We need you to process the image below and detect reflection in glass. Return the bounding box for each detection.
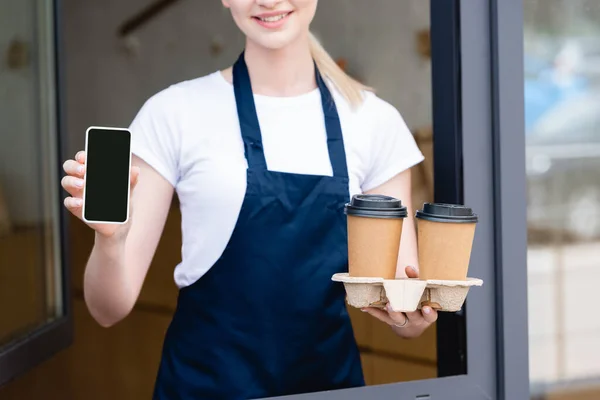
[525,0,600,398]
[0,0,62,347]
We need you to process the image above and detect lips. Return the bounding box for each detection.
[255,12,291,23]
[251,10,293,29]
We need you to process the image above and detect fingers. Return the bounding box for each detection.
[363,304,410,327]
[401,304,438,326]
[405,265,419,278]
[362,307,399,326]
[421,306,438,324]
[363,305,439,340]
[75,150,86,164]
[62,152,86,196]
[64,196,83,220]
[403,309,425,326]
[386,303,413,326]
[64,196,82,209]
[61,175,85,197]
[399,265,438,323]
[63,159,85,177]
[62,151,86,215]
[365,303,437,328]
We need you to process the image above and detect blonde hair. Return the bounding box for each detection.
[308,32,373,109]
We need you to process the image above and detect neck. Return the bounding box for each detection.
[242,34,316,97]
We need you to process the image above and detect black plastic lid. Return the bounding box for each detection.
[344,194,407,219]
[415,203,478,223]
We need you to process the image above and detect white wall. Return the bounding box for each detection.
[312,1,432,130]
[63,0,432,155]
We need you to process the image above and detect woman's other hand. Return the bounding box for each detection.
[361,266,438,339]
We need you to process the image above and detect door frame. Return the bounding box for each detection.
[271,0,529,399]
[0,0,73,387]
[488,0,530,398]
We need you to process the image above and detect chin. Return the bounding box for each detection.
[251,34,299,50]
[239,21,301,50]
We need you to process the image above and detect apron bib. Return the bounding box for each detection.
[153,52,364,399]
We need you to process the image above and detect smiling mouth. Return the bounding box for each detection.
[253,11,292,23]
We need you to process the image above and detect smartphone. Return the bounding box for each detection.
[82,126,132,224]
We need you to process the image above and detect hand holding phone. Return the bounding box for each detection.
[61,126,140,238]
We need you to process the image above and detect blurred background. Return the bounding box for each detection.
[524,1,600,399]
[0,0,598,399]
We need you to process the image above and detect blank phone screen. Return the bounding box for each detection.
[83,128,131,223]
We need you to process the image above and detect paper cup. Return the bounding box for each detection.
[345,194,407,279]
[415,203,478,281]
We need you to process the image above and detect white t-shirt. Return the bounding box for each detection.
[129,71,424,288]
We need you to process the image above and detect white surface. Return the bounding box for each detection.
[331,273,386,284]
[425,277,483,287]
[383,279,427,312]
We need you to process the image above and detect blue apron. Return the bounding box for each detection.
[153,52,364,399]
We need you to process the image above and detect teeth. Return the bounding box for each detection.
[259,13,288,22]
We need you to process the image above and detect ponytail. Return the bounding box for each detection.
[308,32,373,109]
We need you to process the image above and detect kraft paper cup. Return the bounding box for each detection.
[415,203,478,281]
[344,194,407,279]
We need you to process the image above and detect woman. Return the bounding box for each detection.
[61,0,438,398]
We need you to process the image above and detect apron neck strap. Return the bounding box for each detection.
[232,51,349,178]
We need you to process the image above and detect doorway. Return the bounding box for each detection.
[0,1,529,399]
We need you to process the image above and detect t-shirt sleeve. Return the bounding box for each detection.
[361,99,425,192]
[128,89,180,187]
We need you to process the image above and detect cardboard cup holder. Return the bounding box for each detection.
[331,273,483,312]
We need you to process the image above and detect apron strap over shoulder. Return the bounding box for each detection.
[233,52,268,170]
[315,66,349,179]
[233,51,349,179]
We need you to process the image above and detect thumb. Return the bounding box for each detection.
[405,265,419,279]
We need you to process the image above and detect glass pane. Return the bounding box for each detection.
[0,0,63,347]
[524,0,600,398]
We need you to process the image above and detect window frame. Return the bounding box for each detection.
[0,0,73,387]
